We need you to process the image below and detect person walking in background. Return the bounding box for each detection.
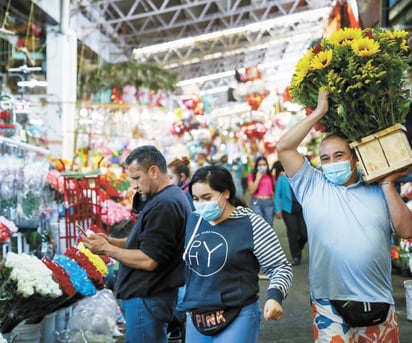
[168,156,195,210]
[276,90,412,342]
[247,156,275,225]
[192,150,211,172]
[231,156,245,198]
[241,155,252,196]
[82,145,192,343]
[273,160,307,266]
[182,165,292,342]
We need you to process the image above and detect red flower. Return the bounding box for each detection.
[312,44,323,54]
[64,247,105,290]
[42,257,77,296]
[305,107,313,116]
[364,31,373,39]
[313,122,327,133]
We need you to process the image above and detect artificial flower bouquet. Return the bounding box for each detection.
[289,27,410,142]
[0,243,109,334]
[0,252,63,333]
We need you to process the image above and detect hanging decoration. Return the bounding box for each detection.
[232,65,270,111]
[0,95,16,137]
[240,120,268,140]
[78,61,178,99]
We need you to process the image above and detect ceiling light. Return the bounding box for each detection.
[133,6,333,58]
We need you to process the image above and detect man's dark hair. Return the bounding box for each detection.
[125,145,167,173]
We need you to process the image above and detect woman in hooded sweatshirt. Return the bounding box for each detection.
[182,165,293,342]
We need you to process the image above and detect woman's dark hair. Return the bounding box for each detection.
[189,165,247,207]
[125,145,167,172]
[271,160,284,179]
[251,156,272,181]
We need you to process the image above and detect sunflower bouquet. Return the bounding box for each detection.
[289,27,411,142]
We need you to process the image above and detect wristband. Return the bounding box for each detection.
[379,181,394,186]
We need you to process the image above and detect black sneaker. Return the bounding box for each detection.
[291,257,301,266]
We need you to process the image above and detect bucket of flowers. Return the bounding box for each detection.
[289,27,412,182]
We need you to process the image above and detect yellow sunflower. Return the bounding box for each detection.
[384,29,409,40]
[291,49,313,86]
[328,27,363,48]
[311,50,333,70]
[289,27,410,142]
[351,38,380,57]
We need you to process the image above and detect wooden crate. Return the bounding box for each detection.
[350,124,412,183]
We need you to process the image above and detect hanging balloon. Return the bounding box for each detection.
[194,98,204,115]
[174,108,184,120]
[122,85,137,104]
[241,121,268,140]
[180,96,197,111]
[111,87,122,103]
[245,66,261,81]
[246,94,264,111]
[249,79,265,94]
[201,94,214,114]
[149,91,163,108]
[233,83,249,99]
[264,141,276,154]
[170,121,187,138]
[283,87,292,102]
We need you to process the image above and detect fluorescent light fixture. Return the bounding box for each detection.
[133,6,332,58]
[176,71,236,87]
[17,79,48,88]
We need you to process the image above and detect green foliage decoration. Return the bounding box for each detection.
[78,61,178,98]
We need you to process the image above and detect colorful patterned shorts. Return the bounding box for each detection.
[311,299,399,343]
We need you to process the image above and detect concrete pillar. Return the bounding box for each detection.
[45,21,77,160]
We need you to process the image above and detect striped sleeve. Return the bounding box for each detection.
[250,213,293,302]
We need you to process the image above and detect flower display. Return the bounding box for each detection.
[78,242,109,276]
[42,257,77,297]
[289,27,410,141]
[53,254,97,297]
[4,252,62,298]
[0,252,63,333]
[64,247,105,290]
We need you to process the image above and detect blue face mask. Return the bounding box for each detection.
[193,194,224,221]
[322,160,353,185]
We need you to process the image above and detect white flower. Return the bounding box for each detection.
[5,252,62,298]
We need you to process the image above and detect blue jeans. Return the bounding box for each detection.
[185,301,261,343]
[250,197,274,225]
[121,291,176,343]
[175,285,186,322]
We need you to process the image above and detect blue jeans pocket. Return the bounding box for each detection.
[143,296,175,322]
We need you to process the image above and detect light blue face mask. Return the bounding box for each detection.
[193,193,224,221]
[322,159,353,185]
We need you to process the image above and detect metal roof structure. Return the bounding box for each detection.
[74,0,337,97]
[2,0,411,103]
